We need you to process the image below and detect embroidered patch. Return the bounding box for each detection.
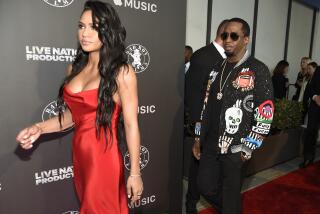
[252,122,271,134]
[233,68,255,91]
[258,100,274,119]
[218,132,233,154]
[209,70,219,83]
[225,100,243,134]
[240,131,263,150]
[252,126,270,135]
[243,94,254,112]
[254,100,274,124]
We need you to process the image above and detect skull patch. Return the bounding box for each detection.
[225,100,243,134]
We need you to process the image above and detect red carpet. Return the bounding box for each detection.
[198,161,320,214]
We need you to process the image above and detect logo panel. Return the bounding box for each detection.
[42,100,74,132]
[25,45,77,62]
[126,44,150,73]
[124,145,149,170]
[113,0,158,13]
[43,0,74,7]
[35,166,74,185]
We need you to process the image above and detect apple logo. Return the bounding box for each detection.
[113,0,123,6]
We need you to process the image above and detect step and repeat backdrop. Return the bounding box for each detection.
[0,0,185,213]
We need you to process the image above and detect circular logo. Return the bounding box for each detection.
[125,44,150,73]
[43,0,74,8]
[243,95,254,112]
[42,100,74,132]
[124,145,149,170]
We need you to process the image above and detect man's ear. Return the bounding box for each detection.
[244,36,249,45]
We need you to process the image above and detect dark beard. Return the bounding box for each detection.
[225,51,234,57]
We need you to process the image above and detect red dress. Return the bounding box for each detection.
[63,86,129,214]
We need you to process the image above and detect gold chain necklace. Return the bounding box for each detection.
[217,59,233,100]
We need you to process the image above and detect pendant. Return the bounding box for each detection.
[217,92,223,100]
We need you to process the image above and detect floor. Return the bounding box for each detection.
[181,146,320,213]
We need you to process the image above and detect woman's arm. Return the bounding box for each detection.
[16,109,74,149]
[16,64,74,149]
[117,64,143,202]
[36,108,74,134]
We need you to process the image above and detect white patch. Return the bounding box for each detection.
[256,122,271,129]
[225,100,243,134]
[219,132,233,154]
[252,126,270,135]
[209,70,218,83]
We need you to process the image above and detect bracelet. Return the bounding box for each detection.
[34,123,43,133]
[129,174,141,177]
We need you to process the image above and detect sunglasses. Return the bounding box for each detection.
[221,32,240,41]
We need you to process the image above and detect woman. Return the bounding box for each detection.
[272,60,289,99]
[16,1,143,213]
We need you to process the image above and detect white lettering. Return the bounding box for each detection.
[138,105,156,114]
[256,122,271,129]
[252,126,269,135]
[35,166,74,185]
[128,195,156,208]
[124,0,157,13]
[25,46,77,62]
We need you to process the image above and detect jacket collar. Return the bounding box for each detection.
[234,50,250,68]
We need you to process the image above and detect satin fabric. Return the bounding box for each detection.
[63,86,128,214]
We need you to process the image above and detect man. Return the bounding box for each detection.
[301,62,318,123]
[185,45,193,74]
[196,18,274,214]
[293,57,311,101]
[184,19,228,214]
[300,65,320,168]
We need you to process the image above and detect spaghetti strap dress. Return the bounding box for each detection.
[63,86,128,214]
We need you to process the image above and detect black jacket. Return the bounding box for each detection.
[308,67,320,112]
[272,73,288,99]
[200,54,274,158]
[185,43,224,123]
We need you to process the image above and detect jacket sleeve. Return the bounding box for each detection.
[239,63,274,159]
[309,67,320,98]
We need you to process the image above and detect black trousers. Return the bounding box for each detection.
[303,103,320,161]
[185,154,200,214]
[197,151,245,214]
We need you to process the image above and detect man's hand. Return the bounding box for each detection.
[192,138,201,160]
[314,95,320,106]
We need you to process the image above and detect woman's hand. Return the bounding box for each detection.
[127,175,143,204]
[16,124,42,149]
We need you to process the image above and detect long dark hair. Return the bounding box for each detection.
[273,60,289,76]
[57,0,128,145]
